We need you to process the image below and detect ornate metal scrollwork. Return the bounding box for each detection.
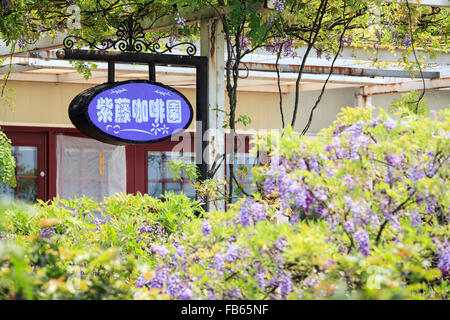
[63,16,197,56]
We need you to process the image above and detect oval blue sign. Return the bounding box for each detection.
[69,80,193,145]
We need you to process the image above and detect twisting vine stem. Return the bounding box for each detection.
[0,41,16,99]
[405,0,426,114]
[291,0,329,128]
[275,41,285,128]
[301,2,350,136]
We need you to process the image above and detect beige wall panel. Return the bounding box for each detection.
[1,81,90,126]
[0,81,199,130]
[372,90,450,113]
[1,80,448,135]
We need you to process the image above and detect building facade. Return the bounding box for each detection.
[1,52,449,204]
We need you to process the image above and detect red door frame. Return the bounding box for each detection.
[2,130,47,201]
[2,126,86,201]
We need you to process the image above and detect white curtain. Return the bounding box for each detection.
[56,134,126,202]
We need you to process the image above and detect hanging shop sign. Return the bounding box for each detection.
[69,80,194,145]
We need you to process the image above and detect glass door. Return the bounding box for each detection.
[56,134,126,202]
[0,132,46,202]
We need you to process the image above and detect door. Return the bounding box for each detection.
[56,134,126,202]
[128,133,196,199]
[0,131,47,202]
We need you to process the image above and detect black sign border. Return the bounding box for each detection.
[69,79,194,145]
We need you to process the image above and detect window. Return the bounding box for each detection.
[147,151,195,199]
[226,152,258,202]
[56,134,126,202]
[0,146,38,202]
[223,134,259,203]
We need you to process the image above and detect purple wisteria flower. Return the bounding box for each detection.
[345,34,354,46]
[392,29,400,38]
[239,36,250,50]
[342,175,355,187]
[343,220,355,234]
[335,147,349,159]
[325,136,341,153]
[316,48,323,59]
[238,204,252,227]
[321,258,335,271]
[410,166,425,182]
[304,275,319,288]
[263,176,276,195]
[40,227,54,238]
[264,37,295,57]
[136,275,149,288]
[408,211,422,227]
[157,272,195,299]
[294,187,312,211]
[282,38,294,57]
[386,153,402,168]
[256,272,266,289]
[201,219,212,235]
[385,214,401,230]
[166,273,182,297]
[139,224,153,234]
[354,229,370,256]
[173,245,186,265]
[149,267,169,289]
[175,14,186,29]
[18,37,26,49]
[425,161,437,177]
[214,254,225,275]
[436,240,449,277]
[151,244,170,258]
[237,199,267,227]
[384,119,397,130]
[225,244,240,263]
[403,34,412,48]
[0,233,17,240]
[425,197,436,215]
[375,30,382,42]
[313,188,327,201]
[279,274,292,297]
[274,0,285,12]
[225,287,242,300]
[177,287,194,300]
[273,237,287,252]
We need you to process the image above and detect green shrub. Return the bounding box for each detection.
[0,129,16,188]
[0,193,202,299]
[0,106,448,300]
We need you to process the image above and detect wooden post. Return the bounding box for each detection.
[355,86,371,108]
[200,18,225,211]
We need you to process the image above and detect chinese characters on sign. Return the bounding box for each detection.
[167,100,182,123]
[96,97,113,123]
[96,97,182,125]
[69,80,193,144]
